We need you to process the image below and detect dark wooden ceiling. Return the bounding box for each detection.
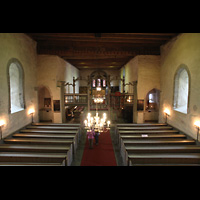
[26,33,179,70]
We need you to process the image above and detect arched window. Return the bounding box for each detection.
[8,59,25,114]
[173,66,190,114]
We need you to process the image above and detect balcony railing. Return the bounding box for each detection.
[110,93,134,109]
[64,94,88,104]
[64,93,134,110]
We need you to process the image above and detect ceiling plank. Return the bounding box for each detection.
[26,33,179,70]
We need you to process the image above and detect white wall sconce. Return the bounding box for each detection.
[28,108,35,123]
[164,108,170,124]
[0,120,6,140]
[194,121,200,141]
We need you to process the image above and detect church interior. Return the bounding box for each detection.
[1,33,200,166]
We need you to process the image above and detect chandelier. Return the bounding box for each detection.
[84,85,110,132]
[93,97,104,103]
[84,112,110,132]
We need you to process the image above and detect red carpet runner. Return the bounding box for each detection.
[81,130,117,166]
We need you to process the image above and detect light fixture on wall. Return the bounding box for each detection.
[164,108,170,124]
[194,121,200,141]
[28,108,35,123]
[0,120,5,140]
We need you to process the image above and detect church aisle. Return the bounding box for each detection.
[80,129,117,166]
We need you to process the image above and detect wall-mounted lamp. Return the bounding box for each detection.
[0,120,5,140]
[164,108,170,124]
[28,108,35,123]
[194,121,200,141]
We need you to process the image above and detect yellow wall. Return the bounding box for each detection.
[159,33,200,140]
[0,33,38,138]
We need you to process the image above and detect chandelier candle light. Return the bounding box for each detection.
[85,85,110,132]
[84,112,110,132]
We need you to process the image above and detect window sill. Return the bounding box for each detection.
[174,106,188,114]
[11,105,24,114]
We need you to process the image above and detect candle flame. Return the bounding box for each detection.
[194,121,200,128]
[28,108,35,115]
[164,108,170,116]
[0,120,5,127]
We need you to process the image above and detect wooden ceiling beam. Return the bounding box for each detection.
[35,38,168,45]
[37,44,160,56]
[27,32,177,39]
[27,33,177,44]
[25,33,178,70]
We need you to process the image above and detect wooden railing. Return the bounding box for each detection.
[64,94,88,105]
[64,93,134,109]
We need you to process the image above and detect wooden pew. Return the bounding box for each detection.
[0,162,64,166]
[13,133,76,139]
[116,123,167,127]
[3,138,74,166]
[32,123,80,127]
[115,123,200,166]
[117,130,180,145]
[4,138,73,146]
[128,153,200,166]
[117,126,173,131]
[27,125,80,130]
[12,132,77,157]
[0,143,71,153]
[0,152,68,166]
[121,139,196,165]
[0,123,82,166]
[120,134,186,139]
[115,123,175,140]
[118,133,186,149]
[0,143,73,165]
[20,129,78,134]
[27,125,81,142]
[125,145,200,166]
[116,124,188,164]
[18,129,78,152]
[129,163,200,166]
[4,138,75,156]
[126,145,200,153]
[118,130,179,134]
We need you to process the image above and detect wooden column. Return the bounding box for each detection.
[60,81,66,123]
[73,77,76,103]
[133,81,138,123]
[87,75,90,112]
[107,75,111,119]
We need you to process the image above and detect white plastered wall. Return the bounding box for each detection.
[159,33,200,140]
[0,33,38,138]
